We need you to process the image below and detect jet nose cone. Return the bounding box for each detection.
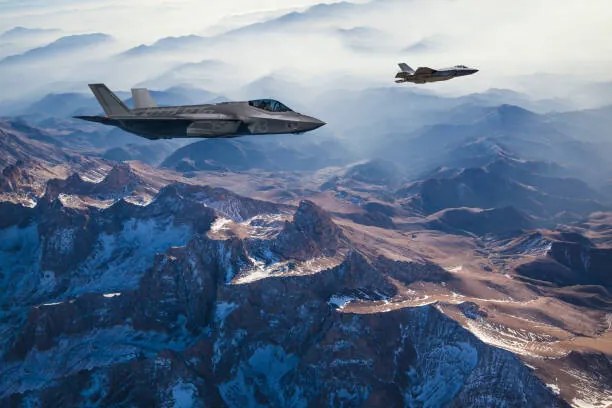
[300,116,326,132]
[311,118,326,129]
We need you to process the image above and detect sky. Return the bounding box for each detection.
[0,0,340,41]
[0,0,611,104]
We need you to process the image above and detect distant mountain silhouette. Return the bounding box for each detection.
[0,33,112,65]
[0,26,61,41]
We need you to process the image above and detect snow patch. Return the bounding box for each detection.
[22,197,37,208]
[244,213,287,239]
[79,170,106,183]
[219,345,304,408]
[210,217,233,232]
[123,196,153,206]
[48,227,76,255]
[465,319,560,357]
[0,325,192,398]
[171,380,198,408]
[40,301,63,307]
[546,383,560,395]
[404,341,478,407]
[194,193,250,221]
[571,398,612,408]
[215,302,238,325]
[328,295,354,310]
[234,255,343,285]
[67,217,191,295]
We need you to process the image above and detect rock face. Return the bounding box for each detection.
[2,109,610,407]
[0,160,35,192]
[426,206,533,236]
[272,200,343,260]
[161,138,348,173]
[344,159,402,186]
[516,233,612,288]
[0,187,566,407]
[43,163,152,202]
[399,156,605,222]
[0,121,72,167]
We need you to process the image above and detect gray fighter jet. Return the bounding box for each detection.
[75,84,325,139]
[395,63,478,84]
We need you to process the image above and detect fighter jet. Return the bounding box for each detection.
[74,84,325,139]
[395,63,478,84]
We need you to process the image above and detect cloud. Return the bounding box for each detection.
[0,0,609,104]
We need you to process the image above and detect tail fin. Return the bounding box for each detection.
[88,83,131,117]
[398,63,414,74]
[131,88,157,109]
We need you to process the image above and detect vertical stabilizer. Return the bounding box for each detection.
[131,88,158,109]
[88,83,131,116]
[398,63,415,74]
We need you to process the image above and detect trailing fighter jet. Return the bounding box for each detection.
[74,84,325,139]
[395,63,478,84]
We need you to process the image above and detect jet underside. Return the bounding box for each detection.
[77,116,293,140]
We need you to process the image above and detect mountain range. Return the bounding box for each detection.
[0,1,611,405]
[0,85,610,406]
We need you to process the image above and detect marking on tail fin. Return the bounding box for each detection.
[88,83,131,117]
[398,63,414,73]
[131,88,157,109]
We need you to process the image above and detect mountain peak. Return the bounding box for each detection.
[492,104,538,121]
[273,200,343,260]
[101,163,140,189]
[0,26,60,40]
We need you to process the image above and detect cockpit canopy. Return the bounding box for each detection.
[455,65,468,69]
[248,99,293,112]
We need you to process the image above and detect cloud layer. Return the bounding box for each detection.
[0,0,610,105]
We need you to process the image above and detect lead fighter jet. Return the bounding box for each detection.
[75,84,325,139]
[395,63,478,84]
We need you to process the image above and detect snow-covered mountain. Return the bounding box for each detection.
[0,111,611,407]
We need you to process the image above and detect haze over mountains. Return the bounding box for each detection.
[0,0,611,103]
[0,0,611,407]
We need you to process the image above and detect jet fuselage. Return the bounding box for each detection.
[75,84,325,140]
[395,64,478,84]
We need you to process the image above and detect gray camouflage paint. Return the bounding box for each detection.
[75,84,325,140]
[395,63,478,84]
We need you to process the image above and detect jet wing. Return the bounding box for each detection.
[175,113,236,121]
[73,115,118,124]
[414,67,437,75]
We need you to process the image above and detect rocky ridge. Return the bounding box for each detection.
[0,180,567,406]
